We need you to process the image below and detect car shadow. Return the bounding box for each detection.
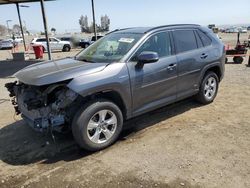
[0,98,201,166]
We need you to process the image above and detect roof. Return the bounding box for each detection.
[0,0,53,5]
[114,24,200,34]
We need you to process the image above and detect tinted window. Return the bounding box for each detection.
[50,38,58,42]
[194,31,203,48]
[36,38,46,42]
[173,30,197,53]
[197,30,212,46]
[133,32,172,61]
[61,37,70,41]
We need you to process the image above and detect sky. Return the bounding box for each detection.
[0,0,249,33]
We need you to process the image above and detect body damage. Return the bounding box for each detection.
[5,60,131,132]
[5,80,79,132]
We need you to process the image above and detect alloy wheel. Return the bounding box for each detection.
[87,110,117,144]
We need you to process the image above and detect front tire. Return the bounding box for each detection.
[196,71,219,104]
[72,99,123,151]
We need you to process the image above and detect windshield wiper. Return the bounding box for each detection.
[78,58,96,63]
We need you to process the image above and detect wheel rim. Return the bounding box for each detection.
[87,110,117,144]
[204,77,217,100]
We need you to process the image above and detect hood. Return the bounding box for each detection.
[14,58,109,86]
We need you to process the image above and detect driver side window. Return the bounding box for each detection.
[131,31,172,61]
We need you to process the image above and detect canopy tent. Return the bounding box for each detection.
[0,0,54,60]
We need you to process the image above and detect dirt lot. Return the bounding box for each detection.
[0,33,250,188]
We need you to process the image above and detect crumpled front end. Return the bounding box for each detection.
[5,81,78,132]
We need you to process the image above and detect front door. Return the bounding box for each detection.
[50,38,60,51]
[127,31,178,116]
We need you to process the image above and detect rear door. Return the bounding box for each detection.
[172,29,207,99]
[35,38,46,50]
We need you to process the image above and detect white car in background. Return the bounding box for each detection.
[31,37,71,52]
[14,36,24,43]
[0,39,13,50]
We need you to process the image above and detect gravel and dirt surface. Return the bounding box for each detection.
[0,33,250,188]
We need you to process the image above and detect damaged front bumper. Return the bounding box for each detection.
[5,81,78,132]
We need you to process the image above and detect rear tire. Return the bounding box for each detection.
[62,45,71,52]
[233,56,243,64]
[72,99,123,151]
[196,71,219,104]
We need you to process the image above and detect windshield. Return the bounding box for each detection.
[75,33,143,63]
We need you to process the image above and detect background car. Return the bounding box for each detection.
[31,37,71,52]
[0,39,13,50]
[238,27,247,33]
[14,36,24,43]
[225,28,239,33]
[79,35,103,48]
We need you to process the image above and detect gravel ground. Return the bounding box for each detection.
[0,33,250,188]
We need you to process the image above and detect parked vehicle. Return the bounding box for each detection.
[241,29,248,33]
[6,24,225,151]
[31,37,71,52]
[79,35,103,48]
[0,39,13,50]
[226,32,248,63]
[225,28,239,33]
[14,36,24,43]
[238,27,247,33]
[247,26,250,31]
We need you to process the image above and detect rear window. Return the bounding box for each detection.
[36,38,46,42]
[196,30,212,46]
[173,30,197,53]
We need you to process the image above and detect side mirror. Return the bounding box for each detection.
[137,51,159,64]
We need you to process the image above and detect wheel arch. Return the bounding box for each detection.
[199,63,223,84]
[75,90,129,120]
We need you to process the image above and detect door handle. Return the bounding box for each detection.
[167,64,177,70]
[201,53,208,59]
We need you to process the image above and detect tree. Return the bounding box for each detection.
[51,27,56,34]
[79,15,89,33]
[79,14,111,33]
[0,25,7,36]
[12,24,21,34]
[100,15,110,31]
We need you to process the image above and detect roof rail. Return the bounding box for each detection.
[106,27,133,35]
[145,24,200,33]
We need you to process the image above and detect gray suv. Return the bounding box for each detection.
[6,24,225,151]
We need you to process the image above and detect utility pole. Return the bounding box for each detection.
[6,20,12,37]
[91,0,97,41]
[40,0,52,60]
[16,3,27,51]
